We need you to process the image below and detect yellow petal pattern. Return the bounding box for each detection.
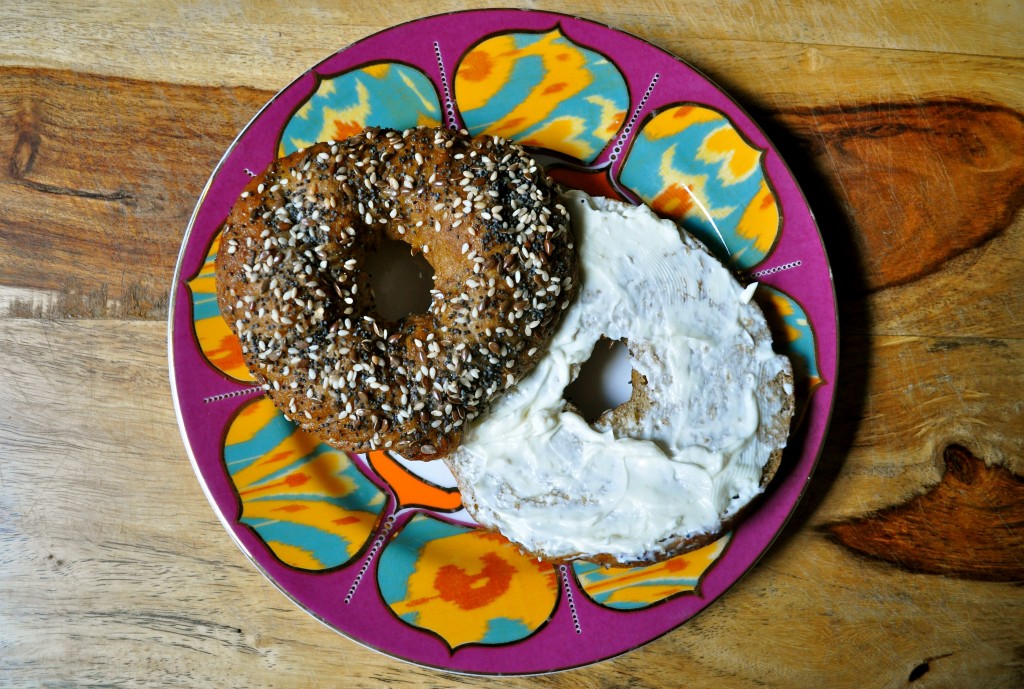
[186,229,252,382]
[378,515,558,648]
[224,397,387,571]
[620,105,781,269]
[572,536,730,610]
[455,29,627,162]
[278,62,441,156]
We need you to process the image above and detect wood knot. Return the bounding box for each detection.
[823,444,1024,581]
[943,444,981,484]
[9,105,41,178]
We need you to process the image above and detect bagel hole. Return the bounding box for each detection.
[562,337,634,423]
[364,237,435,321]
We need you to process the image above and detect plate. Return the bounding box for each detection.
[168,9,838,675]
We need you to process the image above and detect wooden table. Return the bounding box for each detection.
[2,1,1021,687]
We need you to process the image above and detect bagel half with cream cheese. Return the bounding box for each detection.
[445,191,794,565]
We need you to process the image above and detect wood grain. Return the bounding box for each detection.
[2,320,1022,689]
[825,445,1024,581]
[804,333,1024,526]
[775,100,1024,292]
[5,0,1023,88]
[0,67,268,318]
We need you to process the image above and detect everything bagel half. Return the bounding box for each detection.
[215,127,577,460]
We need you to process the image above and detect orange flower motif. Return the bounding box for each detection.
[365,451,463,512]
[378,514,559,649]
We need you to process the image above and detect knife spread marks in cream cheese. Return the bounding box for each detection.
[446,191,794,563]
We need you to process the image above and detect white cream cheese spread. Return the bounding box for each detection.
[446,191,794,563]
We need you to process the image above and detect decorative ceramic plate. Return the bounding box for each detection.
[169,9,838,675]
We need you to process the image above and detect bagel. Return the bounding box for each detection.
[215,127,577,460]
[445,192,794,565]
